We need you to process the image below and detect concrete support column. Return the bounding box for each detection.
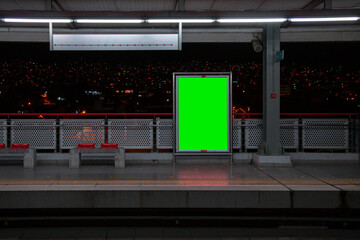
[253,23,292,167]
[262,23,282,155]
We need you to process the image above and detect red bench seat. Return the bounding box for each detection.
[9,143,29,149]
[77,143,95,149]
[100,143,119,149]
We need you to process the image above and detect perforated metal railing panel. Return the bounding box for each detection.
[156,119,242,150]
[108,119,153,149]
[0,120,7,146]
[10,119,56,149]
[60,119,105,149]
[245,119,299,150]
[280,119,299,149]
[156,119,173,149]
[1,117,352,151]
[245,119,262,150]
[302,118,349,149]
[232,119,242,150]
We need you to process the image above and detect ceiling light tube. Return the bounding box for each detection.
[75,19,144,23]
[3,18,72,23]
[290,17,359,22]
[218,18,286,23]
[147,19,215,23]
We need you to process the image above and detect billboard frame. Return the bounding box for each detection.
[173,72,233,162]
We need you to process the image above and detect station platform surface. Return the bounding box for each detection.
[0,163,360,209]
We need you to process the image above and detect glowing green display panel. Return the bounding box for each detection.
[175,75,231,152]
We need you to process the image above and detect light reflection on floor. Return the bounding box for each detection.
[0,163,359,187]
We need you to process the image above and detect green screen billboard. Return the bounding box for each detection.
[175,74,231,153]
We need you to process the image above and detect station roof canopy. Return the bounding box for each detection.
[0,0,359,13]
[0,0,360,42]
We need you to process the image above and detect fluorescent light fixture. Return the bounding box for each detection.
[290,17,359,22]
[147,19,215,23]
[3,18,72,23]
[75,19,143,23]
[218,18,286,23]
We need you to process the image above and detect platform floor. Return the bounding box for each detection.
[0,163,360,209]
[0,163,360,188]
[1,227,360,240]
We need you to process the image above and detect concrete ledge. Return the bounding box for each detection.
[0,186,358,209]
[0,188,290,209]
[290,152,359,163]
[9,152,360,165]
[253,153,292,167]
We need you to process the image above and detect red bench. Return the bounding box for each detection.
[69,143,124,168]
[0,143,36,168]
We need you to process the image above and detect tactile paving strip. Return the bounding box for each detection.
[0,178,280,186]
[0,178,359,186]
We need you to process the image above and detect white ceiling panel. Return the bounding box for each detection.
[211,0,264,11]
[61,0,117,11]
[0,0,359,12]
[185,0,214,11]
[257,0,311,11]
[0,0,46,10]
[113,0,175,11]
[332,0,360,8]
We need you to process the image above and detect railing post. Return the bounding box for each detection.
[349,114,353,153]
[56,115,60,153]
[153,115,156,152]
[356,112,359,153]
[299,115,302,152]
[7,115,10,148]
[105,114,108,144]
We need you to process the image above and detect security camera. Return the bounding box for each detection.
[251,38,263,52]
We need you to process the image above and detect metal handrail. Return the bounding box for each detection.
[0,112,357,116]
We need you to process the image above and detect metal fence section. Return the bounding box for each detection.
[108,119,153,149]
[156,119,173,149]
[244,119,262,150]
[245,119,299,150]
[232,119,242,150]
[302,118,349,149]
[10,119,56,149]
[0,120,7,146]
[0,115,354,152]
[280,119,299,150]
[60,119,105,149]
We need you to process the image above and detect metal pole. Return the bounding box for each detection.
[49,22,53,51]
[178,22,182,51]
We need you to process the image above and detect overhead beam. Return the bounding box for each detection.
[45,0,52,11]
[178,0,185,11]
[1,26,360,42]
[51,0,77,29]
[302,0,323,10]
[324,0,332,10]
[0,9,359,18]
